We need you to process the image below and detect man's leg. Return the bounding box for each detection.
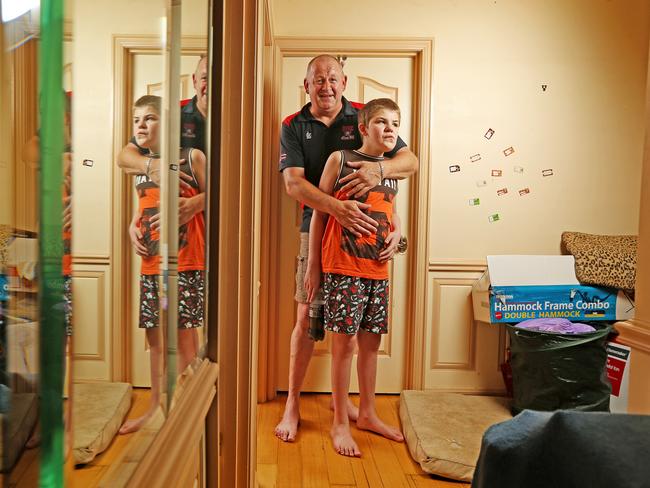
[355,329,403,442]
[330,333,361,457]
[274,302,313,442]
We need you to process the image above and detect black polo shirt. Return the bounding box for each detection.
[279,97,406,231]
[132,96,206,154]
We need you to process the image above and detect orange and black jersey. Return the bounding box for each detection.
[279,97,407,232]
[136,147,205,275]
[321,149,398,281]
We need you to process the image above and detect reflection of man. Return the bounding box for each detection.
[274,55,418,442]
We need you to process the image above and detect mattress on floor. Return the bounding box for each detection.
[0,392,38,472]
[399,390,512,482]
[73,382,132,464]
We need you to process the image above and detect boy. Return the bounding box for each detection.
[305,98,405,457]
[119,95,206,434]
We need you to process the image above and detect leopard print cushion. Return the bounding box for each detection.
[561,231,637,290]
[0,224,12,269]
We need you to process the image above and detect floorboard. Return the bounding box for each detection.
[257,394,472,488]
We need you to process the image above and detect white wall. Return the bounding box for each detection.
[71,0,208,256]
[272,0,650,260]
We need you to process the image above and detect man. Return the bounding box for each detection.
[275,55,418,442]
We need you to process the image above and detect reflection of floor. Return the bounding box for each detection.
[8,388,151,488]
[257,393,471,488]
[72,388,152,486]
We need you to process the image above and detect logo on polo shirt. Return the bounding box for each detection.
[341,125,355,141]
[306,131,312,140]
[182,122,196,139]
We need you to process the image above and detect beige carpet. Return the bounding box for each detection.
[73,382,132,464]
[399,391,512,482]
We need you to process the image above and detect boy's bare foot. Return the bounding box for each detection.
[331,423,361,457]
[274,399,300,442]
[329,396,359,422]
[119,411,154,435]
[357,413,404,442]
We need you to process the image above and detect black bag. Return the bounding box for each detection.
[507,323,612,414]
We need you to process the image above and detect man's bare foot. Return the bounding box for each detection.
[357,413,404,442]
[329,396,359,422]
[274,399,300,442]
[331,423,361,457]
[119,411,153,435]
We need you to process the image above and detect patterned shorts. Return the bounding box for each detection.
[323,273,389,335]
[64,275,72,336]
[139,270,205,329]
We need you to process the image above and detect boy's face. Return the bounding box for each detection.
[360,109,400,152]
[133,105,160,152]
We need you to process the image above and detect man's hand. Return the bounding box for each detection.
[338,160,381,198]
[129,215,148,256]
[147,158,192,192]
[178,194,203,226]
[333,200,378,237]
[378,229,401,262]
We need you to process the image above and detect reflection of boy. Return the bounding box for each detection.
[119,95,206,435]
[305,99,405,457]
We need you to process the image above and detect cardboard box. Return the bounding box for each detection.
[472,255,635,324]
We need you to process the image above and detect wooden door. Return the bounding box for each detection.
[276,55,414,393]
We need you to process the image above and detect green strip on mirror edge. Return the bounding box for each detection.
[39,0,65,486]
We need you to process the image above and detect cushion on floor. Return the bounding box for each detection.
[0,392,38,472]
[73,382,132,464]
[399,390,511,482]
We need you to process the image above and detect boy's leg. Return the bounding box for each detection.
[120,275,163,435]
[119,326,163,434]
[177,270,203,373]
[356,329,403,442]
[331,332,361,457]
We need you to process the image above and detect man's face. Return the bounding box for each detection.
[304,59,347,116]
[193,57,208,116]
[133,105,160,152]
[361,109,400,152]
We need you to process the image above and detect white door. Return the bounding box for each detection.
[276,56,414,393]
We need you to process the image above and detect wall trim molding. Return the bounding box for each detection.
[616,319,650,354]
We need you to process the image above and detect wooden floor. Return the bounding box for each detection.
[257,394,471,488]
[7,388,152,488]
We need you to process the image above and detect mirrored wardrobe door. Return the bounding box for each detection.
[165,0,210,409]
[1,4,43,487]
[68,0,170,484]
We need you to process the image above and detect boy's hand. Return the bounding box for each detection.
[338,160,382,197]
[179,170,193,194]
[129,217,148,256]
[304,262,321,304]
[378,229,401,262]
[333,200,378,237]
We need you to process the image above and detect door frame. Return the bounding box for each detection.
[258,37,434,400]
[111,35,208,382]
